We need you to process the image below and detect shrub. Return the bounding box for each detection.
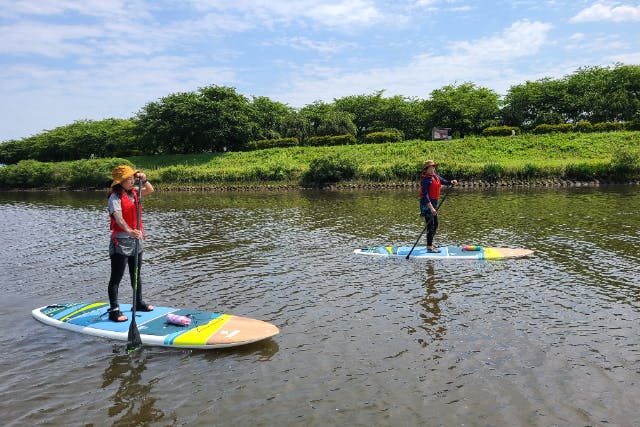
[0,139,30,164]
[623,120,640,131]
[593,122,624,132]
[301,154,357,186]
[246,137,299,150]
[574,120,593,133]
[518,163,542,178]
[564,163,597,180]
[359,165,392,182]
[0,160,54,189]
[364,131,403,144]
[481,126,520,136]
[391,161,420,180]
[532,123,575,134]
[481,162,504,181]
[69,158,135,188]
[159,165,197,183]
[245,164,298,181]
[610,148,640,179]
[0,157,132,189]
[304,134,356,147]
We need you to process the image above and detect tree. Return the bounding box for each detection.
[333,91,387,138]
[249,96,295,140]
[136,85,254,153]
[565,64,640,123]
[502,64,640,129]
[427,83,500,136]
[299,101,356,139]
[501,78,568,130]
[376,95,425,140]
[333,91,427,140]
[0,119,137,163]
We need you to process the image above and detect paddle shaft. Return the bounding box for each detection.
[126,178,143,352]
[405,185,453,259]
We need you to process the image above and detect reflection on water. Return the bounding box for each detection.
[103,352,165,424]
[417,264,448,344]
[0,186,639,426]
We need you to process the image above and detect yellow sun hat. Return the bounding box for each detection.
[111,165,139,187]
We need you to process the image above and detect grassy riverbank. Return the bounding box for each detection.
[134,131,640,185]
[1,132,639,190]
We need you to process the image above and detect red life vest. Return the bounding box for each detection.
[110,189,143,240]
[420,173,442,200]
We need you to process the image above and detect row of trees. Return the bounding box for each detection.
[1,64,639,164]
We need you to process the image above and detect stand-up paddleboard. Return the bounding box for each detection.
[32,302,279,349]
[354,245,533,260]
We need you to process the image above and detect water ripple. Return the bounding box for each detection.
[1,187,639,426]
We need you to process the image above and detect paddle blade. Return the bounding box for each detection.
[126,316,142,352]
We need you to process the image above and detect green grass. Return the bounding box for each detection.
[129,132,640,185]
[1,132,639,189]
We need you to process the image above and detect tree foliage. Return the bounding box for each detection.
[502,64,640,130]
[135,85,256,154]
[2,64,639,164]
[333,91,426,140]
[299,101,357,140]
[0,119,137,164]
[427,82,500,136]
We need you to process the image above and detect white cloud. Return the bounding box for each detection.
[0,22,102,57]
[188,0,388,28]
[310,1,383,25]
[0,0,151,20]
[607,51,640,63]
[570,2,640,22]
[271,37,356,53]
[414,0,438,6]
[412,0,470,12]
[0,57,237,139]
[0,7,249,60]
[565,34,629,52]
[447,20,552,59]
[271,20,554,106]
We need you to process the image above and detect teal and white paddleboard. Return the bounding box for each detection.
[354,245,533,260]
[32,302,279,349]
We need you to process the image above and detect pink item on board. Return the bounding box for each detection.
[166,313,191,326]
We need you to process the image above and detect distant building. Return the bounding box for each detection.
[432,127,451,140]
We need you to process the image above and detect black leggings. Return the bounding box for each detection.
[108,252,143,311]
[425,214,439,246]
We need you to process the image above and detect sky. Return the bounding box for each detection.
[1,1,639,141]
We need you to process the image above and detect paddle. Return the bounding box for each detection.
[405,184,454,259]
[126,178,144,353]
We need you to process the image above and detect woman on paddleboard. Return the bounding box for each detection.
[419,160,457,253]
[106,165,155,322]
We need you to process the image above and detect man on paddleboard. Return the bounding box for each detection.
[419,160,457,253]
[106,165,155,322]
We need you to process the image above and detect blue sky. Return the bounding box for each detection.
[1,0,639,141]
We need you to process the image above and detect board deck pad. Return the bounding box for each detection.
[32,302,279,349]
[354,245,533,259]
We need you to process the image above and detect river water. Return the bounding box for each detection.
[0,186,638,426]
